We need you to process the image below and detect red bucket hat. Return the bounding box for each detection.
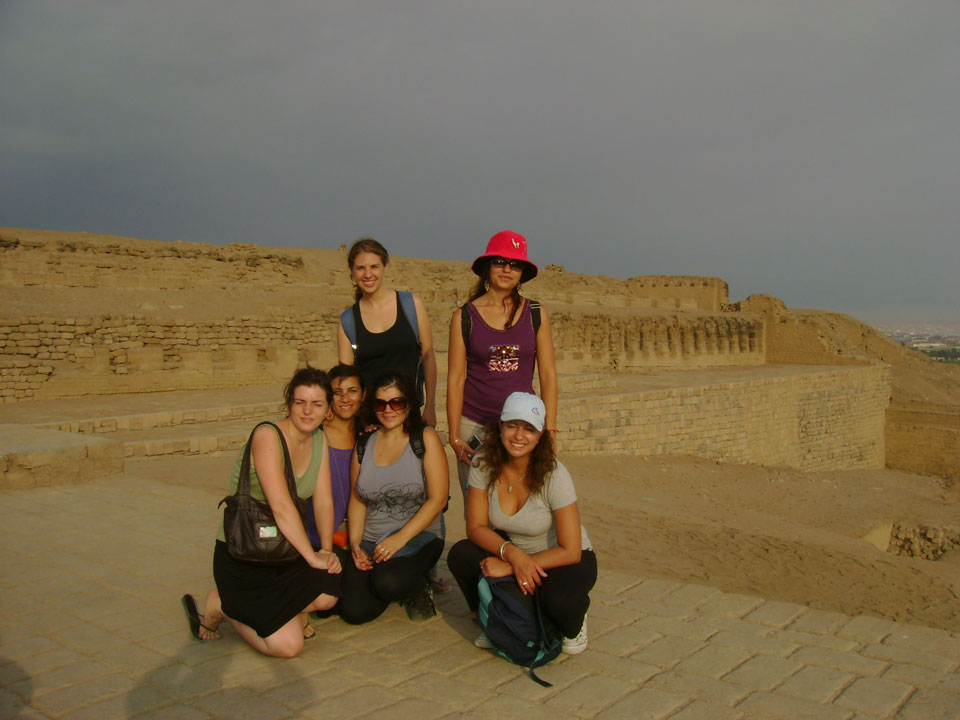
[471,230,538,283]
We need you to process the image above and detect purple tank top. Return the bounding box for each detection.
[462,300,537,424]
[305,445,352,548]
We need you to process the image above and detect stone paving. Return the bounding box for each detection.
[2,471,959,719]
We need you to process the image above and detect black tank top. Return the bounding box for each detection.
[354,291,421,393]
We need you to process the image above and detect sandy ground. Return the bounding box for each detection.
[131,449,960,633]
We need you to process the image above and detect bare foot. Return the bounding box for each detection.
[200,590,225,640]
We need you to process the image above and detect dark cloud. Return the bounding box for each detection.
[2,0,958,324]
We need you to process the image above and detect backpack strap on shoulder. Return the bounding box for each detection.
[460,303,472,346]
[341,304,359,350]
[529,299,541,336]
[397,291,420,348]
[355,431,372,465]
[410,424,426,459]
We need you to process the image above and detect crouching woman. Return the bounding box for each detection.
[339,370,448,622]
[447,392,596,654]
[181,367,342,657]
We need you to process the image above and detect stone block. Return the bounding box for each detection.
[218,347,258,373]
[264,346,299,377]
[785,608,850,635]
[772,664,854,703]
[882,662,960,693]
[592,687,687,720]
[894,687,960,720]
[737,690,851,719]
[743,601,807,628]
[722,654,803,689]
[674,645,755,679]
[589,626,661,657]
[832,676,914,716]
[180,350,213,375]
[630,636,705,668]
[836,615,899,643]
[708,630,798,657]
[126,346,164,371]
[645,670,750,705]
[860,642,957,672]
[790,646,888,676]
[546,675,647,717]
[665,700,744,720]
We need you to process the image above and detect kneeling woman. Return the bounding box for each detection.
[447,392,596,654]
[340,370,449,622]
[181,367,342,657]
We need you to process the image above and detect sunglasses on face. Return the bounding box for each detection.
[490,257,525,271]
[374,396,409,413]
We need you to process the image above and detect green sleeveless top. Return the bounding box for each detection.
[217,424,325,542]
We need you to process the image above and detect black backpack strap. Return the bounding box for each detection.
[355,431,372,466]
[529,300,541,335]
[527,589,558,686]
[460,303,472,346]
[410,424,425,459]
[409,425,447,512]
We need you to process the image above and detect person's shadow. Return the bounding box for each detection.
[128,623,314,717]
[1,656,33,718]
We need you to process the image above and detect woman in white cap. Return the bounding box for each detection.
[446,230,559,498]
[447,392,595,654]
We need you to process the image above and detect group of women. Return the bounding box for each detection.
[181,231,597,659]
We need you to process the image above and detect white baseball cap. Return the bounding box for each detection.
[500,392,546,432]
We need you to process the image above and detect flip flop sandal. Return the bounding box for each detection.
[302,616,316,640]
[181,594,220,641]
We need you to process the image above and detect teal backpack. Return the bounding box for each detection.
[477,575,562,686]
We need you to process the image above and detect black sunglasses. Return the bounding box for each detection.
[374,396,409,413]
[489,257,525,271]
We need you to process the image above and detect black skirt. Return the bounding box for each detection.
[213,540,341,638]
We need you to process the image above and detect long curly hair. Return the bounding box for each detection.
[347,238,389,301]
[467,259,525,330]
[477,420,556,495]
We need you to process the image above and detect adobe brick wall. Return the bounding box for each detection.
[1,228,762,401]
[560,365,890,470]
[0,308,767,401]
[886,421,960,477]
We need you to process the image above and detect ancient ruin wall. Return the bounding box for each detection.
[561,365,890,470]
[0,308,766,401]
[625,276,729,311]
[0,228,768,400]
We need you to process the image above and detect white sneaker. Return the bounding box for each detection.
[562,615,588,654]
[473,633,492,649]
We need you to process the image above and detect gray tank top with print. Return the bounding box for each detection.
[355,431,444,544]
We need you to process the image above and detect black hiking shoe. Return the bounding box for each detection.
[402,583,436,620]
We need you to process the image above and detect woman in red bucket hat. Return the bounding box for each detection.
[446,230,559,499]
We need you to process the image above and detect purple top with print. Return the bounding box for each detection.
[462,299,537,424]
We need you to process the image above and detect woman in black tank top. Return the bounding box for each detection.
[336,238,438,428]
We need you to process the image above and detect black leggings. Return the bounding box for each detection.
[336,539,445,625]
[447,538,597,639]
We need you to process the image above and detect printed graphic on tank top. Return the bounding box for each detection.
[488,344,520,372]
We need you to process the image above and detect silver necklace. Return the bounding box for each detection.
[503,475,524,494]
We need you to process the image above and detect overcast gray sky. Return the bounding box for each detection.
[2,1,958,326]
